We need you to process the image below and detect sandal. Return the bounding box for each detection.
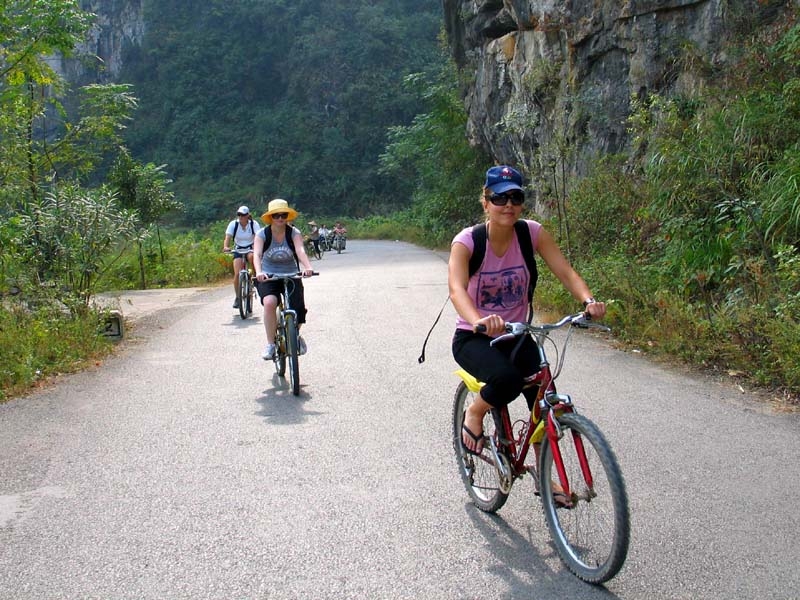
[461,424,485,456]
[552,491,574,509]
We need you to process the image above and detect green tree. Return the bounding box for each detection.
[109,149,183,288]
[0,0,93,209]
[380,61,492,245]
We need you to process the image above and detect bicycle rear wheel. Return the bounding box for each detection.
[285,313,300,395]
[238,271,248,319]
[539,412,630,583]
[452,381,508,513]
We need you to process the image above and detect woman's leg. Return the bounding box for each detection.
[262,294,278,344]
[453,332,522,452]
[232,255,243,294]
[463,393,492,453]
[288,280,307,324]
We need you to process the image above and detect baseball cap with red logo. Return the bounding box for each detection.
[484,165,524,194]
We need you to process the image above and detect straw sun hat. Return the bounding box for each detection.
[261,198,299,223]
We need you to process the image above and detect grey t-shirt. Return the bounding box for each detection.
[258,228,299,276]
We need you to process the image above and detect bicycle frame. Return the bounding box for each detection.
[455,315,602,498]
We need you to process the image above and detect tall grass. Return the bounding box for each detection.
[0,303,113,401]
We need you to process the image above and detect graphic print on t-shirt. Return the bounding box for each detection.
[264,237,297,274]
[476,266,526,310]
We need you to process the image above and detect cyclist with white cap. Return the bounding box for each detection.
[223,205,261,309]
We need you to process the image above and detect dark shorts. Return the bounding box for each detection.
[256,278,307,324]
[452,329,540,408]
[233,249,253,260]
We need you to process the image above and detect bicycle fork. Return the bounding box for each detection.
[543,394,594,499]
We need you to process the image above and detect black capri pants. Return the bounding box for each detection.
[452,329,540,408]
[256,278,308,324]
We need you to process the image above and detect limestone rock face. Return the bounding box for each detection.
[55,0,146,83]
[442,0,790,187]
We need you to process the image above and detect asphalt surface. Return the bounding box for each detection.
[1,240,799,599]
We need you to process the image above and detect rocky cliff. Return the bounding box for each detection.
[55,0,145,84]
[443,0,793,198]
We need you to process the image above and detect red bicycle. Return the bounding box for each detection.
[452,313,630,583]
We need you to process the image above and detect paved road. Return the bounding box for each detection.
[1,240,799,599]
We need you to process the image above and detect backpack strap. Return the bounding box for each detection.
[468,223,487,278]
[513,220,538,323]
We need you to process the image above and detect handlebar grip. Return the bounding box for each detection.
[474,324,487,333]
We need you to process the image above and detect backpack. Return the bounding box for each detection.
[417,219,538,363]
[262,224,300,267]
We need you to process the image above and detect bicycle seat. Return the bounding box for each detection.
[454,368,484,393]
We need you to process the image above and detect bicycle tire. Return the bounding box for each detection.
[285,313,300,395]
[238,271,248,319]
[452,381,509,513]
[274,310,286,377]
[245,278,253,314]
[539,412,630,584]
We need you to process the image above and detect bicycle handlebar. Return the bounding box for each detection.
[476,312,611,346]
[263,272,320,279]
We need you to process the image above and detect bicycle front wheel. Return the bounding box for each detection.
[285,313,300,395]
[274,310,286,377]
[539,412,630,584]
[238,271,248,319]
[452,381,508,513]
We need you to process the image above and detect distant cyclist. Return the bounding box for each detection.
[223,205,261,309]
[332,221,347,250]
[308,220,321,255]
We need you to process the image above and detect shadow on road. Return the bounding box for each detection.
[463,502,622,598]
[254,378,325,425]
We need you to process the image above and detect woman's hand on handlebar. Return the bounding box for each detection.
[301,268,314,278]
[473,314,505,337]
[583,299,606,320]
[255,272,267,282]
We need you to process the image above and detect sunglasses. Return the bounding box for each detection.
[272,212,289,219]
[237,213,247,217]
[488,191,525,206]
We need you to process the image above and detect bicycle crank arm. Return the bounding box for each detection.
[488,437,514,494]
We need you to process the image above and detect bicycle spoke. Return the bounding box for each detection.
[452,382,508,513]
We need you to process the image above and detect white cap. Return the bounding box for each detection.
[237,206,250,215]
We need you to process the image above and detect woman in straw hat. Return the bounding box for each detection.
[254,198,315,360]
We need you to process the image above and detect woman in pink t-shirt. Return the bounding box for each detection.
[448,165,606,461]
